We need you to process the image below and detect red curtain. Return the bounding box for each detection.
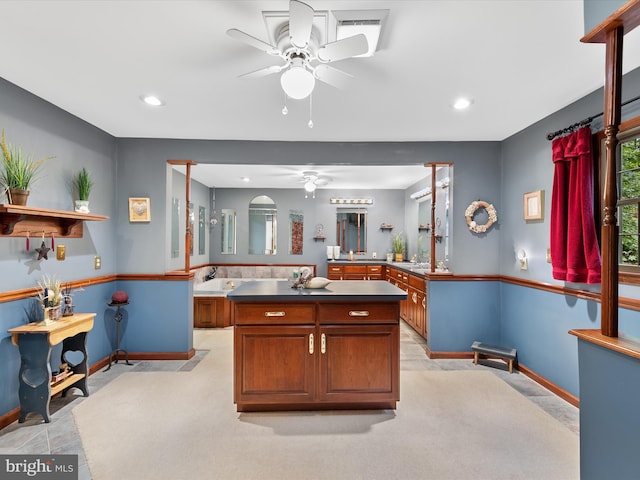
[550,127,601,284]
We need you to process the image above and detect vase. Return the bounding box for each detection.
[395,253,404,262]
[74,200,90,213]
[45,306,62,321]
[7,188,29,205]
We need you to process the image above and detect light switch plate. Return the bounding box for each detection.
[94,256,101,269]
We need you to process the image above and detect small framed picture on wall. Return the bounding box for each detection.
[523,190,544,221]
[129,197,151,222]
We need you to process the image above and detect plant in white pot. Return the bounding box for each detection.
[0,129,49,205]
[72,167,93,213]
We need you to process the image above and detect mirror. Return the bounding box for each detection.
[221,209,237,255]
[289,210,304,255]
[188,202,194,256]
[171,197,180,258]
[336,208,367,254]
[198,206,206,255]
[249,195,277,255]
[415,163,452,272]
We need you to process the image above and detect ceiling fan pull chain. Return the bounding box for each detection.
[308,94,314,129]
[282,92,288,116]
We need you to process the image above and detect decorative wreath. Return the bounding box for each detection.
[464,200,498,234]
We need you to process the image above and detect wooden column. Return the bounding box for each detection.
[600,26,624,337]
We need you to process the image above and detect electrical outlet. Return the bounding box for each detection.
[56,245,66,261]
[94,256,101,269]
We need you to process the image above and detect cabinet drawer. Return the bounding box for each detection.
[343,265,367,274]
[318,303,399,324]
[367,265,383,274]
[327,265,344,274]
[235,304,315,325]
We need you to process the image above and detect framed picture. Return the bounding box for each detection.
[523,190,544,221]
[129,197,151,222]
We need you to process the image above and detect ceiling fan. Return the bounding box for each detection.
[227,0,370,102]
[300,170,331,198]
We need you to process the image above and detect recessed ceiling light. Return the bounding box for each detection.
[241,177,250,182]
[140,95,165,107]
[453,97,472,110]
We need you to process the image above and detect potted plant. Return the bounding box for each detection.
[392,233,405,262]
[72,167,94,213]
[0,129,50,205]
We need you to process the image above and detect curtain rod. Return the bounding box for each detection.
[546,94,640,141]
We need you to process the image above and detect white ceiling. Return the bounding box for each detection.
[1,1,640,189]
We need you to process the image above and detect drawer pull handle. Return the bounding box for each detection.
[422,298,426,309]
[309,333,314,354]
[412,293,418,303]
[348,310,370,317]
[321,333,326,354]
[264,311,285,317]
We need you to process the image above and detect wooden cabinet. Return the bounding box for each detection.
[327,264,385,280]
[193,296,231,328]
[386,266,426,339]
[327,264,344,280]
[318,324,398,404]
[233,301,399,411]
[234,325,316,405]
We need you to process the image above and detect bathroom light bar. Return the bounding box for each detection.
[330,198,373,205]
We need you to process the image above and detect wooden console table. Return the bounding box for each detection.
[8,313,95,423]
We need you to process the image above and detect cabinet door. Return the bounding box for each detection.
[194,297,216,328]
[234,326,316,406]
[317,325,399,404]
[415,290,426,338]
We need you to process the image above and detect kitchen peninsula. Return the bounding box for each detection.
[228,280,406,412]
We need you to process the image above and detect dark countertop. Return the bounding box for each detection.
[227,280,407,302]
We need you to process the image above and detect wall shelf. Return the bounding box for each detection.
[313,235,326,242]
[0,204,109,237]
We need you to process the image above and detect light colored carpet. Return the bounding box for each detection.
[73,329,579,480]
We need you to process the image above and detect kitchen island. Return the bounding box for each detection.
[227,280,407,412]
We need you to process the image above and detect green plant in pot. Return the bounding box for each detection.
[0,129,50,205]
[72,167,94,213]
[392,233,405,262]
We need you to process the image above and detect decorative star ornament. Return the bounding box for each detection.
[36,241,50,260]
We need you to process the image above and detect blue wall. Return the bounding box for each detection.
[577,339,640,480]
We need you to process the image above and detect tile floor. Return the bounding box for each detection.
[0,322,579,480]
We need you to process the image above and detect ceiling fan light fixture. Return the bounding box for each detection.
[281,65,316,99]
[304,180,317,192]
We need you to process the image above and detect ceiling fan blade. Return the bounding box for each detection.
[313,64,353,89]
[227,28,280,56]
[317,34,369,63]
[239,64,285,79]
[289,0,314,49]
